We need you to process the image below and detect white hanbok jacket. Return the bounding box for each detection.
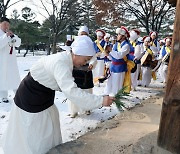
[0,29,21,90]
[30,51,103,111]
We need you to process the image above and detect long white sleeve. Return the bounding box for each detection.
[13,35,21,47]
[0,33,9,50]
[31,52,103,111]
[89,55,97,69]
[53,59,103,110]
[134,44,144,60]
[110,44,130,59]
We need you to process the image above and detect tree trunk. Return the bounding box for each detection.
[23,45,29,57]
[52,34,57,54]
[157,0,180,153]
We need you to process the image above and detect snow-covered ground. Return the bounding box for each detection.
[0,50,164,148]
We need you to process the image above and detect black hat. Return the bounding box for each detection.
[0,17,10,23]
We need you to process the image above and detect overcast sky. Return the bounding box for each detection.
[6,0,46,24]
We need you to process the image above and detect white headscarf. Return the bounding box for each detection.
[71,35,96,56]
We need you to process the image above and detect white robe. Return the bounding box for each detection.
[131,43,144,89]
[0,29,21,91]
[2,51,103,154]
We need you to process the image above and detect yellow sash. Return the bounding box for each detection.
[146,47,153,55]
[130,41,136,47]
[165,46,171,53]
[95,40,104,53]
[150,41,156,47]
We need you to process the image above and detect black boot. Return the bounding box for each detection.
[2,98,9,103]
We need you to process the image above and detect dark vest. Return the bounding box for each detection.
[72,64,94,89]
[14,73,55,113]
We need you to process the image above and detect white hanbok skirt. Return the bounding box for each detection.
[2,103,62,154]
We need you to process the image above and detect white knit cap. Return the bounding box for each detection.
[129,30,138,41]
[71,35,96,56]
[78,25,89,35]
[104,33,111,39]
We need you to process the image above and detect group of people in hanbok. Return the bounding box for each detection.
[0,15,172,154]
[91,27,172,96]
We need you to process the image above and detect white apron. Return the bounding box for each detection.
[2,103,62,154]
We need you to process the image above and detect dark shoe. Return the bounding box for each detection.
[85,111,91,115]
[2,98,9,103]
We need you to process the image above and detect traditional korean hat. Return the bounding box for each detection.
[78,25,89,35]
[129,29,140,41]
[0,17,10,23]
[96,29,106,37]
[109,36,116,41]
[143,36,151,42]
[159,39,165,43]
[71,35,96,56]
[149,31,158,37]
[104,33,111,39]
[116,26,130,38]
[165,37,172,43]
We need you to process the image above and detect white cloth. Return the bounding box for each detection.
[2,103,61,154]
[141,67,152,87]
[0,29,21,91]
[68,88,92,114]
[93,57,105,78]
[30,51,103,111]
[160,63,168,83]
[134,43,144,59]
[131,42,144,89]
[104,72,125,95]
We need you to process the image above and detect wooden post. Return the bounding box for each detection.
[157,0,180,153]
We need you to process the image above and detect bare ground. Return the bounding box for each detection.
[47,90,173,154]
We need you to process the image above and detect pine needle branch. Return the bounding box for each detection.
[114,87,129,111]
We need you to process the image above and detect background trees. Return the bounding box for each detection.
[1,0,175,54]
[0,0,24,17]
[93,0,175,36]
